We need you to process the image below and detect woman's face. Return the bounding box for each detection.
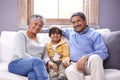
[71,16,86,33]
[29,19,43,34]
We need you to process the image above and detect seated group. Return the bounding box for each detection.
[8,12,108,80]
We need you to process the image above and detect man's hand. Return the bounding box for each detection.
[76,55,88,71]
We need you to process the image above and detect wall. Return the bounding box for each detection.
[99,0,120,31]
[0,0,120,34]
[0,0,19,34]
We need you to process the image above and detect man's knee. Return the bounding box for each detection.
[88,55,103,68]
[89,54,103,62]
[65,67,84,80]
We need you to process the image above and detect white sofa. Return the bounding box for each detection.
[0,29,120,80]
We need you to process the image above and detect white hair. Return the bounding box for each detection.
[29,15,46,24]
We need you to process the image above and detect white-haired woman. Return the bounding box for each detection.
[8,15,53,80]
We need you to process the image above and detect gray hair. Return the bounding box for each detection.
[29,15,46,24]
[70,12,86,22]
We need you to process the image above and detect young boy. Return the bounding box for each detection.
[46,26,70,80]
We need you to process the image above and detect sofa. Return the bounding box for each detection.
[0,28,120,80]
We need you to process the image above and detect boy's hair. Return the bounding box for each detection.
[49,27,62,37]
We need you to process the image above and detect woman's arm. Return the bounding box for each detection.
[14,31,33,58]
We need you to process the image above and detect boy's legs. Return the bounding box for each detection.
[58,62,67,80]
[49,61,60,80]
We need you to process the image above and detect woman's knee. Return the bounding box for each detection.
[32,57,44,66]
[27,71,37,80]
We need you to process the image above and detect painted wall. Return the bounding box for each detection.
[0,0,120,34]
[0,0,19,33]
[99,0,120,31]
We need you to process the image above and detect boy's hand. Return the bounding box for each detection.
[48,61,58,72]
[62,60,70,68]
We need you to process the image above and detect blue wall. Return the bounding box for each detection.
[0,0,19,33]
[0,0,120,34]
[99,0,120,31]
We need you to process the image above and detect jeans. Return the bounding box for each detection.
[8,57,49,80]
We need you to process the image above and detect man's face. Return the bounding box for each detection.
[71,16,86,33]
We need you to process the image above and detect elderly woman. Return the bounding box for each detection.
[8,15,53,80]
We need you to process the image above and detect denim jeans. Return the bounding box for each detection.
[8,57,49,80]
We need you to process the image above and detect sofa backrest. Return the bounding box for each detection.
[0,31,17,62]
[1,29,119,70]
[96,29,120,69]
[0,31,51,62]
[0,29,111,62]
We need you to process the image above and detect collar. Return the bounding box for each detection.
[47,38,66,48]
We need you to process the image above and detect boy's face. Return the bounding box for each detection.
[50,33,61,43]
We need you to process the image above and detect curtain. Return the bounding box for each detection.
[83,0,99,29]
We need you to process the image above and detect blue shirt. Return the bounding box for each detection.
[62,26,108,62]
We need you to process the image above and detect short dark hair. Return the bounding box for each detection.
[70,12,86,22]
[49,27,62,37]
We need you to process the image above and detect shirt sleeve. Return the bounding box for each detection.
[42,47,50,64]
[86,33,108,60]
[13,31,33,58]
[62,28,73,39]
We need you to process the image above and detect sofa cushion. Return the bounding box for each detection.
[85,69,120,80]
[104,69,120,80]
[103,31,120,69]
[0,62,27,80]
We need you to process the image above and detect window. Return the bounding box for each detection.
[18,0,99,28]
[34,0,83,25]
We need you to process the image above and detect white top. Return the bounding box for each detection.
[12,30,50,63]
[52,44,61,61]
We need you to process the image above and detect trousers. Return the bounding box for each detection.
[49,61,67,80]
[65,55,104,80]
[8,57,49,80]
